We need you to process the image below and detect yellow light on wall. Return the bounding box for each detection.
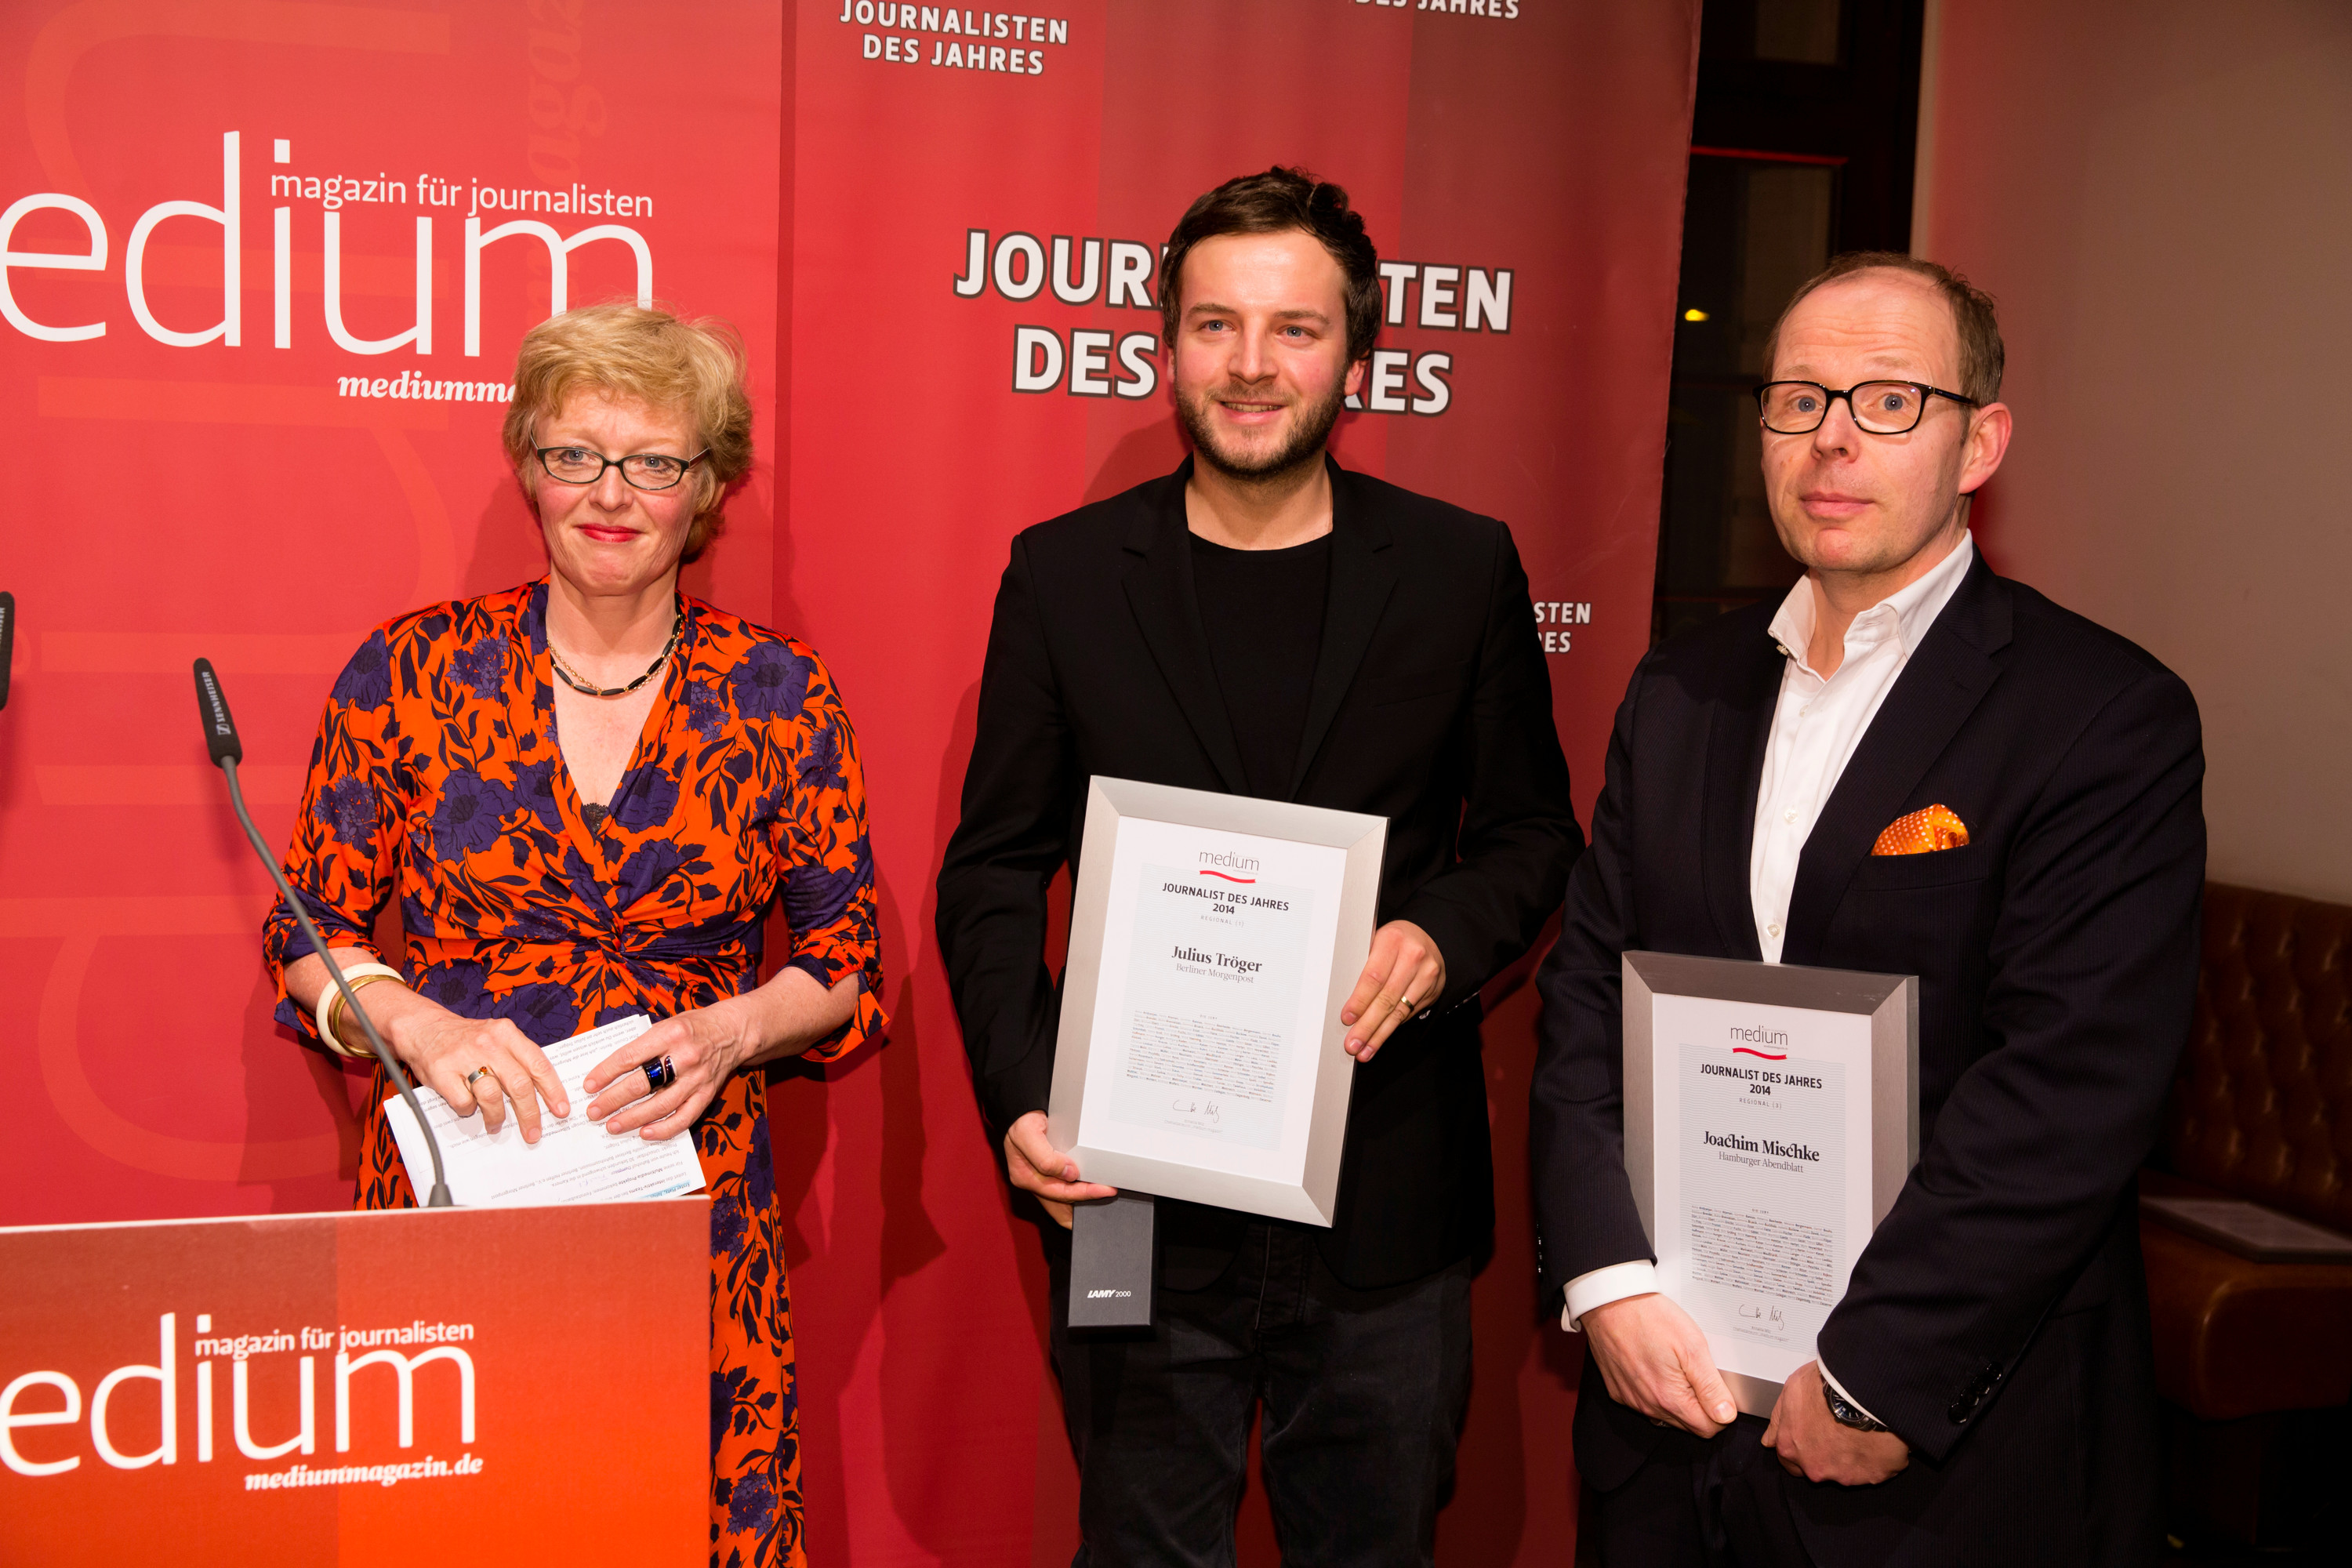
[1682,307,1710,322]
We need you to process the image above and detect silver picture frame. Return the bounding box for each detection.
[1047,776,1388,1225]
[1624,949,1919,1416]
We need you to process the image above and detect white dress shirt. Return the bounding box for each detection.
[1559,535,1977,1423]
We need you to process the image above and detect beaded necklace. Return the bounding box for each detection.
[548,602,684,699]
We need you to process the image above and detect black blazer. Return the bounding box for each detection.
[1529,556,2204,1566]
[938,456,1581,1290]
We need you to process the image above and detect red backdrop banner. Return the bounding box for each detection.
[1,2,1697,1562]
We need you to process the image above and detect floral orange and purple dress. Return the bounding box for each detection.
[263,579,884,1568]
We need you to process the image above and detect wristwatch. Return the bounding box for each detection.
[1821,1378,1889,1433]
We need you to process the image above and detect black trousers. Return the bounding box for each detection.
[1048,1220,1474,1568]
[1584,1415,1812,1568]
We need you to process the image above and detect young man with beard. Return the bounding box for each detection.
[938,168,1581,1565]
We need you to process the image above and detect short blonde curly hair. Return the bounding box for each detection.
[501,303,753,562]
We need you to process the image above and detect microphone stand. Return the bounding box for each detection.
[194,660,453,1207]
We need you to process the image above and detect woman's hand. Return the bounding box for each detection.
[283,949,572,1143]
[397,1011,571,1144]
[583,998,759,1140]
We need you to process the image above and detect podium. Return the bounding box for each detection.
[0,1199,709,1566]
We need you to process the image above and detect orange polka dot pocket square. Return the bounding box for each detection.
[1871,804,1971,856]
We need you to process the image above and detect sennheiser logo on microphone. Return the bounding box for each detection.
[193,660,245,764]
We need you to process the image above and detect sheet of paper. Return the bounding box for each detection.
[1075,811,1352,1187]
[1103,859,1317,1151]
[383,1014,707,1207]
[1650,993,1876,1385]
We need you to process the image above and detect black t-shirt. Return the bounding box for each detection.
[1189,530,1333,799]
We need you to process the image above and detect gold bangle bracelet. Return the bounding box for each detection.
[325,971,403,1058]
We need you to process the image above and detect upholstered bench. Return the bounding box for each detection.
[2143,881,2352,1547]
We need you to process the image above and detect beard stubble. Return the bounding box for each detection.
[1178,376,1348,483]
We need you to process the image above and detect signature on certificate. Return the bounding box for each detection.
[1735,1300,1788,1334]
[1170,1098,1223,1124]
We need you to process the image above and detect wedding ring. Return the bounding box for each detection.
[1394,994,1417,1014]
[645,1054,677,1092]
[463,1065,496,1088]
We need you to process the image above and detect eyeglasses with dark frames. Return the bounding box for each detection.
[1754,380,1977,436]
[533,445,710,492]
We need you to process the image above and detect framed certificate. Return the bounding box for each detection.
[1624,951,1918,1417]
[1047,776,1387,1225]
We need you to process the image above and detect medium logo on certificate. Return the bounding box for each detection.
[1679,1038,1846,1351]
[1107,862,1316,1150]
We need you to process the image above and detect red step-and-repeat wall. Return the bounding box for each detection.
[0,2,1697,1561]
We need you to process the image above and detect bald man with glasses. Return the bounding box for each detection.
[1530,252,2205,1566]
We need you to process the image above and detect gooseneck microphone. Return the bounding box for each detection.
[192,659,453,1207]
[0,590,16,710]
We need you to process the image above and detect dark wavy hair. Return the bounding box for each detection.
[1159,167,1382,363]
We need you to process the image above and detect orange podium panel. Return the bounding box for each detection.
[0,1199,709,1566]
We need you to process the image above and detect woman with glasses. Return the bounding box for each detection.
[263,303,884,1568]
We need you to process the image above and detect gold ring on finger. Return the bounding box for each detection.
[1394,994,1416,1014]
